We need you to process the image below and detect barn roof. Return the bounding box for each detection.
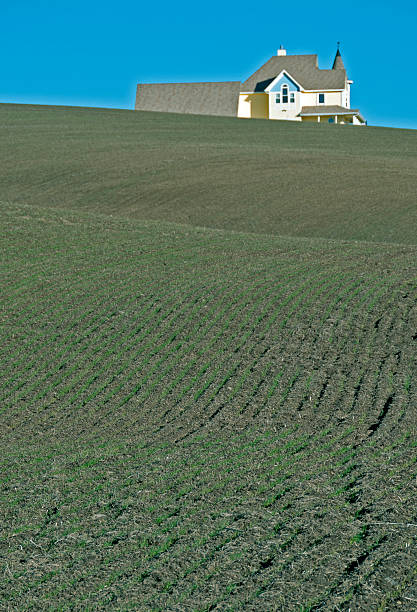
[135,82,241,117]
[241,55,346,92]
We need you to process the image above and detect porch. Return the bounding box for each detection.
[299,105,366,125]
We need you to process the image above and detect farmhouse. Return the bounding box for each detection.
[135,46,366,125]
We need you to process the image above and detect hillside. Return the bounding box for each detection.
[0,103,416,244]
[1,105,417,610]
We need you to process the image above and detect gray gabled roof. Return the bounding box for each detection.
[135,81,241,117]
[241,55,346,92]
[299,105,365,122]
[299,105,358,115]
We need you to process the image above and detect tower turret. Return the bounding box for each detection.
[332,43,345,70]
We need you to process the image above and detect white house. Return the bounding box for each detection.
[238,46,365,125]
[135,46,365,125]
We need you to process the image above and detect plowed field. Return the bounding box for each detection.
[1,105,416,610]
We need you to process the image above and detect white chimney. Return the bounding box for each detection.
[277,45,287,56]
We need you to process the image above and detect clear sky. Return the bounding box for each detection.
[1,0,416,129]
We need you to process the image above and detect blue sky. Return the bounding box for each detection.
[1,0,416,129]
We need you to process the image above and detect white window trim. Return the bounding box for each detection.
[275,84,296,105]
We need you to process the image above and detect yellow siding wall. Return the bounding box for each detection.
[238,93,269,119]
[322,91,343,105]
[301,91,343,106]
[301,93,318,107]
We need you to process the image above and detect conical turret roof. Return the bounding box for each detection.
[332,48,345,70]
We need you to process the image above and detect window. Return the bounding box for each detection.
[319,93,325,104]
[276,86,295,104]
